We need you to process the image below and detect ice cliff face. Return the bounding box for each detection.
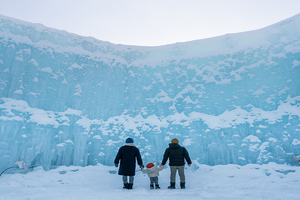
[0,14,299,172]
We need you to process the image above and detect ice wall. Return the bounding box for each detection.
[0,14,300,172]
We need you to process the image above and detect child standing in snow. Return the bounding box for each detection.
[141,162,164,189]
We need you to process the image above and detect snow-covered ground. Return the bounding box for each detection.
[0,162,299,200]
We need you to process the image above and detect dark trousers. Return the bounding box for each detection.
[150,176,158,185]
[170,165,185,182]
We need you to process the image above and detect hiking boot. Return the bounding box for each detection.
[155,184,160,189]
[168,182,175,189]
[180,182,186,189]
[123,183,129,189]
[128,183,133,189]
[150,184,154,189]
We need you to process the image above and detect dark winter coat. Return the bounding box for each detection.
[114,144,143,176]
[161,143,192,166]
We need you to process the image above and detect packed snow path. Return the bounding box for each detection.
[0,163,299,200]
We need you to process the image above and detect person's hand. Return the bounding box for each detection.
[114,163,118,167]
[139,164,144,169]
[188,164,191,167]
[160,164,164,167]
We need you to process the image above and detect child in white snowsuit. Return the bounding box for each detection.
[141,162,164,189]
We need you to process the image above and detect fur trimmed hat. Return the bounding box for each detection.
[125,137,134,143]
[171,138,179,144]
[146,163,154,168]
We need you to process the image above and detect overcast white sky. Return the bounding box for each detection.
[0,0,299,46]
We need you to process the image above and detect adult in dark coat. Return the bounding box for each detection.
[160,138,192,189]
[114,137,144,189]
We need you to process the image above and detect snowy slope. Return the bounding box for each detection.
[0,14,300,172]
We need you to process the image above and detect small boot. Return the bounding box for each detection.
[150,184,154,189]
[155,184,160,189]
[128,183,133,189]
[180,182,186,189]
[168,182,175,189]
[123,183,129,189]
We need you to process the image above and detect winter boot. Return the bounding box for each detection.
[155,184,160,189]
[123,183,129,189]
[168,182,175,189]
[150,184,154,189]
[180,182,186,189]
[128,183,133,189]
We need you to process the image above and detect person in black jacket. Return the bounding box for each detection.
[160,138,192,189]
[114,137,144,189]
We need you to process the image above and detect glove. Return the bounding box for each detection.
[139,164,144,169]
[114,163,118,167]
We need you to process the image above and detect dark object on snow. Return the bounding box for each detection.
[155,184,160,189]
[115,138,143,189]
[168,182,175,189]
[161,139,192,189]
[128,183,133,189]
[123,183,129,189]
[114,144,143,176]
[180,182,186,189]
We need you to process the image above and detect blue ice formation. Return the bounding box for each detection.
[0,14,299,172]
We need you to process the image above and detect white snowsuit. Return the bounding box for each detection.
[141,165,164,177]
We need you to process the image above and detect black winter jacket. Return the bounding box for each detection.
[161,143,192,166]
[114,145,143,176]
